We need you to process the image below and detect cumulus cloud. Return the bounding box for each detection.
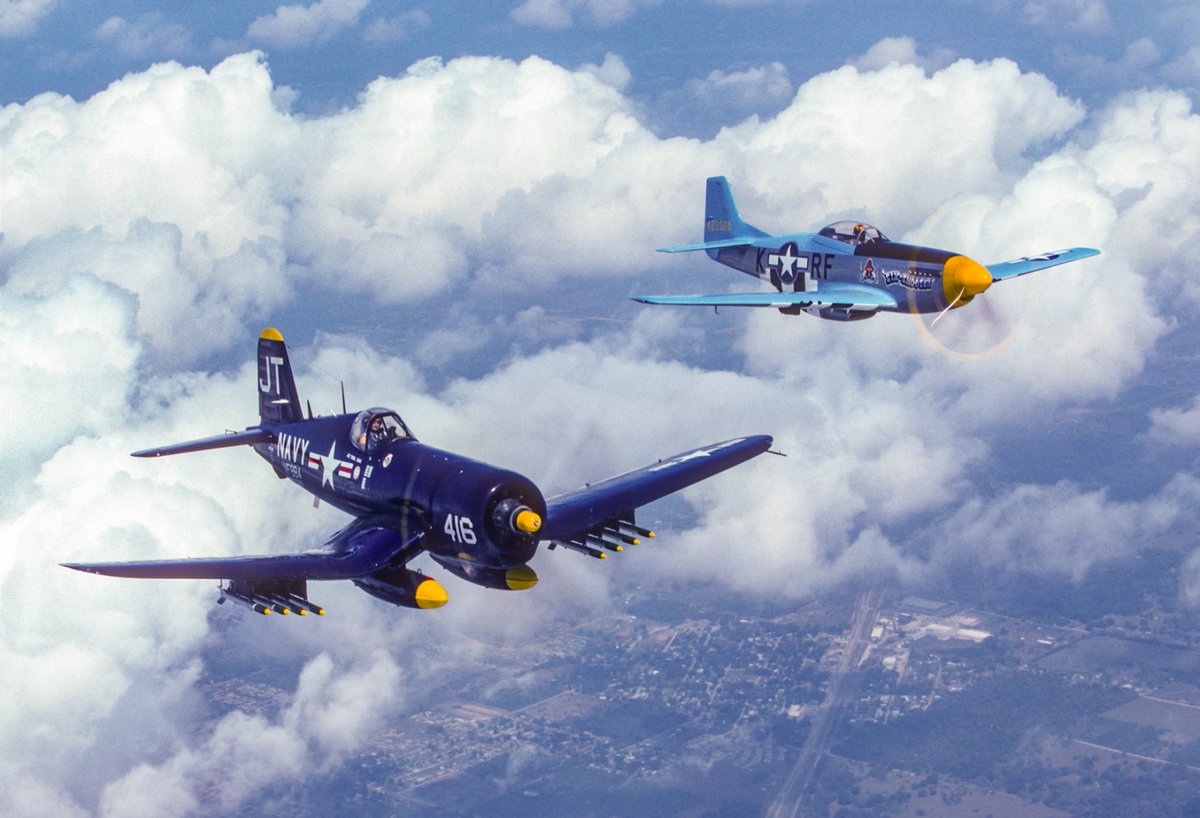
[90,14,194,60]
[851,36,957,73]
[1053,37,1161,90]
[4,47,1200,816]
[0,0,54,38]
[1,50,1125,365]
[691,62,793,111]
[511,0,657,29]
[1161,47,1200,98]
[1022,0,1112,32]
[924,476,1199,582]
[361,9,431,45]
[1147,395,1200,446]
[580,52,632,91]
[0,275,139,490]
[246,0,369,49]
[96,652,403,816]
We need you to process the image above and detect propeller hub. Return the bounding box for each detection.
[513,507,542,534]
[942,255,993,304]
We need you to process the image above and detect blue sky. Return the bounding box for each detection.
[4,0,1200,814]
[6,1,1197,132]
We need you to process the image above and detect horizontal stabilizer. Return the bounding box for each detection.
[656,237,756,253]
[986,247,1100,282]
[131,428,273,458]
[63,524,423,582]
[542,435,772,541]
[632,284,897,310]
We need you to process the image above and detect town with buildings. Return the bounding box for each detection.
[204,546,1200,817]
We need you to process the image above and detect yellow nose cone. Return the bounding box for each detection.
[414,578,449,609]
[514,509,542,534]
[943,255,993,303]
[504,564,539,591]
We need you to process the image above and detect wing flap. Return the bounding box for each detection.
[632,284,897,310]
[542,435,772,541]
[63,522,424,581]
[986,247,1100,281]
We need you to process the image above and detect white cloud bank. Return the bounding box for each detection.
[3,45,1200,814]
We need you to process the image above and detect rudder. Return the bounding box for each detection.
[257,328,302,424]
[703,176,766,253]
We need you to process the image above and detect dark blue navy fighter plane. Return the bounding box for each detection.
[635,177,1099,322]
[64,329,772,616]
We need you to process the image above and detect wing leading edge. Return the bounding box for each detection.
[542,435,772,541]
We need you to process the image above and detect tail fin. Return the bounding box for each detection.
[703,176,766,244]
[258,328,302,424]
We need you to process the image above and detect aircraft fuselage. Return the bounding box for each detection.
[713,232,960,318]
[251,412,545,570]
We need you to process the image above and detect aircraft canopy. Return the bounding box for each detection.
[819,221,888,246]
[350,408,414,453]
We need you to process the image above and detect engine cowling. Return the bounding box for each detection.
[370,440,548,571]
[380,444,545,568]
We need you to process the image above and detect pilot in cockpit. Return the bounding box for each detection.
[369,415,392,448]
[352,409,412,454]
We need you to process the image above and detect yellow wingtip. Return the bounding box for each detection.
[260,327,284,342]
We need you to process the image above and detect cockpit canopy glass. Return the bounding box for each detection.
[350,408,413,453]
[818,221,888,246]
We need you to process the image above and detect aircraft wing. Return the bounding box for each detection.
[540,435,772,541]
[632,284,897,310]
[131,428,273,458]
[986,247,1100,282]
[62,521,423,581]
